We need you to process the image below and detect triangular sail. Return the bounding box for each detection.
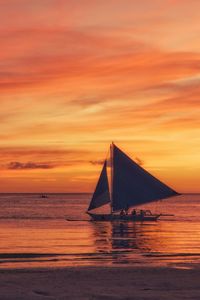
[112,145,179,212]
[87,160,110,211]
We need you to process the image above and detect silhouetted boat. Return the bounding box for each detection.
[87,143,179,221]
[40,194,48,199]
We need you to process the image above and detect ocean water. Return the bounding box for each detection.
[0,193,200,269]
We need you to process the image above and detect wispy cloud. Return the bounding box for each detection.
[89,160,104,166]
[0,0,200,192]
[7,161,56,170]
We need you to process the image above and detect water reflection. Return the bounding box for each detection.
[90,221,156,262]
[89,220,200,267]
[1,193,200,269]
[1,218,200,268]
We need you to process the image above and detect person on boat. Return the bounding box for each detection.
[140,209,145,217]
[131,209,136,216]
[125,205,129,215]
[120,209,126,216]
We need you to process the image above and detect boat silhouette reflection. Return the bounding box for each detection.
[88,217,200,267]
[89,221,159,264]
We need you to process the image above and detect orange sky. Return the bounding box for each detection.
[0,0,200,192]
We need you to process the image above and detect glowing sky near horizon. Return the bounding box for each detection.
[0,0,200,192]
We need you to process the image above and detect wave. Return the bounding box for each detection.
[0,253,62,259]
[144,252,200,257]
[0,216,64,220]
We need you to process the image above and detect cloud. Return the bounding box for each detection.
[0,27,151,93]
[0,0,200,192]
[3,159,90,170]
[89,157,144,166]
[89,160,104,165]
[1,19,200,99]
[0,146,92,169]
[0,146,88,157]
[134,157,144,166]
[7,161,56,170]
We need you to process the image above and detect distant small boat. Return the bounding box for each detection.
[40,194,48,198]
[87,143,179,221]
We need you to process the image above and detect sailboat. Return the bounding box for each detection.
[87,143,179,221]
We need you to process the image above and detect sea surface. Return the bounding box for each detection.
[0,193,200,269]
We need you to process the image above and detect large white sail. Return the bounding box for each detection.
[87,160,110,211]
[112,144,179,212]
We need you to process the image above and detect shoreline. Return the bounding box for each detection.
[1,266,200,299]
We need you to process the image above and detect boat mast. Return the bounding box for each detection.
[110,142,114,214]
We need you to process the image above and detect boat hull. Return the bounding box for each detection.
[87,212,160,221]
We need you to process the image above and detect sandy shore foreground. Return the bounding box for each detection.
[0,266,200,300]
